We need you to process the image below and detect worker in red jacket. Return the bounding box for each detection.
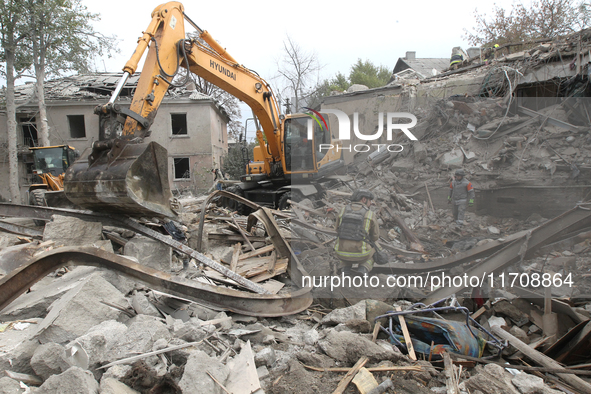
[448,169,475,225]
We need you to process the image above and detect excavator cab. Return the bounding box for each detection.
[30,145,77,189]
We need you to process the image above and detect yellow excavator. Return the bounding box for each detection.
[63,2,342,217]
[28,145,78,206]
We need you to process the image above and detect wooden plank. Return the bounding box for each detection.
[424,182,435,212]
[396,306,417,361]
[238,244,275,261]
[208,233,267,243]
[230,243,241,272]
[491,325,591,393]
[444,352,460,394]
[332,356,368,394]
[352,367,378,394]
[231,216,255,252]
[249,259,288,283]
[259,279,285,294]
[371,321,381,343]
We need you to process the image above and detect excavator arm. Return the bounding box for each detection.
[97,2,282,163]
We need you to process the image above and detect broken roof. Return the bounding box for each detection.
[393,57,449,79]
[12,72,212,106]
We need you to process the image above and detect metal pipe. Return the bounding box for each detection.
[107,72,131,105]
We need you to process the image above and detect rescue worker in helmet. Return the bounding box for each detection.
[334,189,380,275]
[448,169,475,225]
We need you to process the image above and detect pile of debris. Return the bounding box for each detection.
[0,180,590,393]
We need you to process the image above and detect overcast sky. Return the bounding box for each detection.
[81,0,518,138]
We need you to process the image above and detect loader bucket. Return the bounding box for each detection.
[63,140,177,218]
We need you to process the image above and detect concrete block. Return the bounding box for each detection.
[123,235,172,272]
[512,373,562,394]
[321,300,366,326]
[318,330,403,364]
[1,267,100,322]
[99,377,139,394]
[0,377,24,394]
[108,315,172,362]
[413,142,427,162]
[254,347,276,368]
[35,366,98,394]
[130,292,161,317]
[440,149,464,168]
[35,273,128,344]
[464,364,520,394]
[30,342,71,380]
[43,215,103,247]
[0,339,39,375]
[179,350,229,394]
[68,320,127,368]
[101,365,132,382]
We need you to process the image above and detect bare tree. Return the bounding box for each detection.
[464,0,590,46]
[25,0,116,147]
[276,36,322,112]
[0,0,30,203]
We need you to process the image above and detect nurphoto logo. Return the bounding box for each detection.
[303,108,418,153]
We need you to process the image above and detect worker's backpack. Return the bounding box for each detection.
[337,205,368,241]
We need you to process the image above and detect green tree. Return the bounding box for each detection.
[222,142,256,180]
[349,59,391,88]
[0,0,29,203]
[25,0,116,146]
[464,0,590,46]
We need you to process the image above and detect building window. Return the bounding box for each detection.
[173,157,190,179]
[171,113,188,135]
[20,116,38,147]
[68,115,86,138]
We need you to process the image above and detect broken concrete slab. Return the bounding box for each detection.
[123,235,172,272]
[108,315,172,361]
[178,350,229,394]
[0,339,39,375]
[440,149,464,168]
[34,273,129,344]
[321,300,366,326]
[0,377,24,394]
[413,142,428,162]
[511,373,563,394]
[30,342,71,381]
[68,320,128,368]
[226,341,261,394]
[318,330,403,364]
[463,364,520,394]
[0,242,41,275]
[35,366,98,394]
[43,215,103,247]
[254,347,276,368]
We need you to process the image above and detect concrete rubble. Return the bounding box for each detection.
[1,29,591,394]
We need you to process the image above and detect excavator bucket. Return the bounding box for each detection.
[63,139,177,218]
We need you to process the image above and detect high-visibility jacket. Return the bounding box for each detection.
[334,203,379,262]
[449,178,475,202]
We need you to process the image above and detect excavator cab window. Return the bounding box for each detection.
[283,117,316,172]
[32,147,71,177]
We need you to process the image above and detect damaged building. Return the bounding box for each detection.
[0,73,230,202]
[1,26,591,394]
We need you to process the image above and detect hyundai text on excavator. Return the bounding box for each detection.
[63,1,342,217]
